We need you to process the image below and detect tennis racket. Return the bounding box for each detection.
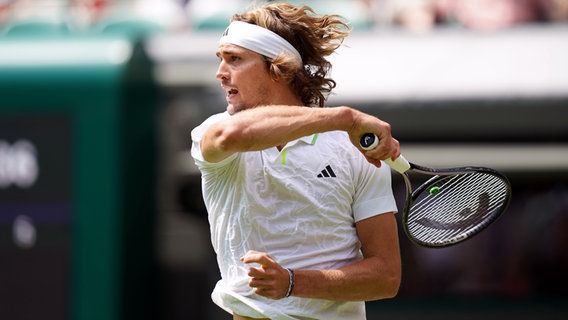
[360,133,512,248]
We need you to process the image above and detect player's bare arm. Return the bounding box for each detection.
[201,105,400,164]
[241,213,401,301]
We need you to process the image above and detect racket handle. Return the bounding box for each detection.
[359,133,411,173]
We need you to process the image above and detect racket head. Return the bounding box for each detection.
[402,167,512,248]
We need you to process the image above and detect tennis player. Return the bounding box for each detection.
[190,2,401,319]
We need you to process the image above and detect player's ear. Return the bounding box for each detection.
[267,55,298,83]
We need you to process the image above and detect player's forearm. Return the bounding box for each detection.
[202,105,354,162]
[291,257,401,301]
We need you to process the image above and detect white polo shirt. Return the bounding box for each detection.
[191,111,397,320]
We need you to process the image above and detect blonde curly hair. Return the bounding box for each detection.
[230,2,351,107]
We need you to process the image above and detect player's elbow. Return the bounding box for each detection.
[383,272,401,299]
[375,279,400,301]
[212,123,243,149]
[202,123,247,162]
[370,266,401,300]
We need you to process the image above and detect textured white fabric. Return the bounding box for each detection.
[220,21,302,65]
[190,111,397,319]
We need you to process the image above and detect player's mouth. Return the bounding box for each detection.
[227,88,238,99]
[222,84,239,103]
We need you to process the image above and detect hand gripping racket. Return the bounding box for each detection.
[360,133,512,248]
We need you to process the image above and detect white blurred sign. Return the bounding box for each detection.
[0,139,39,188]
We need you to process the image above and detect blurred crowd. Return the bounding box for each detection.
[373,0,568,33]
[1,0,568,35]
[0,0,189,33]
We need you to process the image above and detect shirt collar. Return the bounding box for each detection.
[298,133,318,145]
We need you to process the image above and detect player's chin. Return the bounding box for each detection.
[227,103,251,115]
[227,104,242,115]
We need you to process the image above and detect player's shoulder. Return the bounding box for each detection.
[318,131,350,145]
[318,130,349,141]
[316,131,358,153]
[200,111,230,128]
[191,111,230,139]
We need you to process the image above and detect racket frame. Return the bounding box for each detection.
[359,132,512,248]
[399,162,512,248]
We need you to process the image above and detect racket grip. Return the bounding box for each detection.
[359,133,411,173]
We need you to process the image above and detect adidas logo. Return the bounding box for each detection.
[222,26,230,36]
[317,165,336,178]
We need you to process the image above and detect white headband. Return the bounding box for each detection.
[220,21,302,65]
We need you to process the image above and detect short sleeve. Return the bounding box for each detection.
[352,160,398,222]
[190,112,237,169]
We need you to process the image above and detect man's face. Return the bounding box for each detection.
[216,43,276,114]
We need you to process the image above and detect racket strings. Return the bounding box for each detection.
[407,172,509,244]
[411,176,505,238]
[413,173,505,219]
[410,175,507,242]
